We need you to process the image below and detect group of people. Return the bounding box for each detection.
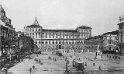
[34,58,42,64]
[29,65,35,74]
[1,67,7,74]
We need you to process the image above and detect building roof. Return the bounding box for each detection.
[77,25,92,29]
[102,30,119,35]
[86,35,102,40]
[42,29,78,33]
[26,25,41,28]
[26,17,42,28]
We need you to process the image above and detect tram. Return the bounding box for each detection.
[56,49,63,56]
[72,60,84,70]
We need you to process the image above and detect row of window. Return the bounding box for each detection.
[35,40,85,44]
[104,36,118,40]
[1,27,16,40]
[26,28,42,32]
[78,29,91,33]
[43,35,78,39]
[42,33,79,39]
[41,46,84,49]
[85,41,102,45]
[80,34,91,38]
[27,33,90,39]
[26,33,41,38]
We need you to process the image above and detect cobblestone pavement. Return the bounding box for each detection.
[7,53,77,74]
[7,52,124,74]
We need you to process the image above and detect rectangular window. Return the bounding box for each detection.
[52,41,54,44]
[46,41,47,44]
[36,33,37,38]
[39,33,40,38]
[48,41,50,44]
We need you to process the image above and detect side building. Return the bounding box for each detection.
[23,18,92,52]
[84,35,103,52]
[0,5,17,69]
[118,15,124,55]
[84,30,119,53]
[102,30,119,54]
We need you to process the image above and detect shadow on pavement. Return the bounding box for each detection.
[7,72,13,74]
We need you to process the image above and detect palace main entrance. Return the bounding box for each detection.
[56,45,64,49]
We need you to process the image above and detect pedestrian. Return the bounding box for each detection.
[36,54,38,57]
[4,68,7,74]
[70,56,72,58]
[29,68,32,74]
[99,65,101,70]
[39,59,41,63]
[55,58,57,61]
[33,65,35,70]
[2,67,7,74]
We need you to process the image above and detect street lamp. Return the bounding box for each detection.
[0,50,2,70]
[64,48,70,74]
[0,35,2,70]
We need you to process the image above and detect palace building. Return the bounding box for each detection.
[23,18,92,52]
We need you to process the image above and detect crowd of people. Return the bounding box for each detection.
[29,65,35,74]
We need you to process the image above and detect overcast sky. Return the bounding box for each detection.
[1,0,124,36]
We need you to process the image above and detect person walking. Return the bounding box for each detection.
[99,65,101,70]
[33,65,35,70]
[4,68,7,74]
[29,67,32,74]
[36,54,38,57]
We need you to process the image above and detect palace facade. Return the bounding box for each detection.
[23,18,92,52]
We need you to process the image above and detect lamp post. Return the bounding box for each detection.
[0,41,1,71]
[0,50,1,70]
[9,45,15,63]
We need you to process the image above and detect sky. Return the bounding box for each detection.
[0,0,124,36]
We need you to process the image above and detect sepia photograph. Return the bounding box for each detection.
[0,0,124,74]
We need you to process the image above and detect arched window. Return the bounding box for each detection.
[59,41,61,44]
[52,41,54,44]
[38,28,40,31]
[39,41,40,44]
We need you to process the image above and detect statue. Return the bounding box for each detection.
[0,5,13,28]
[119,16,122,22]
[0,5,5,20]
[119,15,124,22]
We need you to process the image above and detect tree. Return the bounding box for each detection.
[18,34,34,53]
